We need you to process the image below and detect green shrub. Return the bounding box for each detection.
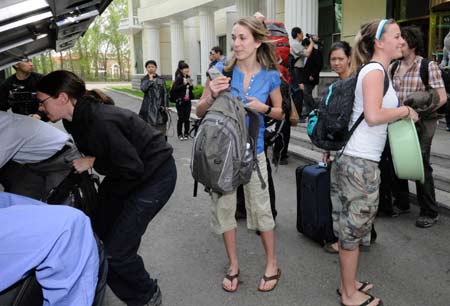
[193,85,204,99]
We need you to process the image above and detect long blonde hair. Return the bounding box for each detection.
[224,16,279,73]
[351,18,396,74]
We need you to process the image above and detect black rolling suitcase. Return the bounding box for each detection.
[296,163,335,246]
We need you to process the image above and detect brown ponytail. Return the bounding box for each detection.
[85,89,115,105]
[351,19,395,74]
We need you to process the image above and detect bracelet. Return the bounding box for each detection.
[405,106,410,118]
[265,106,272,115]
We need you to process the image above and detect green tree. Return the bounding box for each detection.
[103,0,129,80]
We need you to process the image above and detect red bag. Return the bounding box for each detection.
[266,21,291,84]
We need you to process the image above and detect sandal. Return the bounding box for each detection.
[341,293,383,306]
[324,242,339,254]
[336,281,373,296]
[222,269,239,293]
[257,268,281,292]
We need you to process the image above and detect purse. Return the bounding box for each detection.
[289,97,299,126]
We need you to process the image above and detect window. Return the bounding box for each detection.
[134,32,143,74]
[319,0,342,70]
[218,35,227,56]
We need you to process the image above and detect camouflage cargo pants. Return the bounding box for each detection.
[330,154,380,251]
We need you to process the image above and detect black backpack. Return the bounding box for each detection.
[46,171,100,219]
[264,78,291,146]
[307,61,389,151]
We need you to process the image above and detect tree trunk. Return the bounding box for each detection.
[48,51,54,71]
[59,52,64,70]
[40,54,48,74]
[68,49,74,72]
[76,40,85,79]
[103,43,110,81]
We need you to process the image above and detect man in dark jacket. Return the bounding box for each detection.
[0,58,45,119]
[301,36,323,116]
[139,60,168,138]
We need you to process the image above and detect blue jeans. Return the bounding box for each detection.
[103,158,177,306]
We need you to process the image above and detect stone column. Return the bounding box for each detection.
[199,8,216,84]
[265,0,276,21]
[127,33,135,75]
[236,0,259,18]
[185,17,200,84]
[143,22,160,72]
[170,18,185,78]
[284,0,318,40]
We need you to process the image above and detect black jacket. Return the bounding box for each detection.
[303,48,323,86]
[64,97,174,196]
[139,74,168,126]
[170,75,194,102]
[0,72,46,117]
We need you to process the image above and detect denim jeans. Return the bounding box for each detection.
[103,158,177,306]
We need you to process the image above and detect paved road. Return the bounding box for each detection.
[99,89,450,306]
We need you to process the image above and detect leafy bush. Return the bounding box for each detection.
[166,80,203,100]
[192,85,204,99]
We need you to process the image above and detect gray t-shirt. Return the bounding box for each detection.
[0,112,69,167]
[290,39,307,68]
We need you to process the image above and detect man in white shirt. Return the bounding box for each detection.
[0,112,80,200]
[290,27,314,119]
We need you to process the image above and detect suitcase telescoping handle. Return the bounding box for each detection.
[318,161,327,168]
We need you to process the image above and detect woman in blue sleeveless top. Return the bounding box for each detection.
[196,16,283,293]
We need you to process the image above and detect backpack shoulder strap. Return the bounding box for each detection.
[420,58,430,90]
[390,60,399,80]
[368,61,389,95]
[243,107,266,190]
[223,69,232,79]
[338,61,389,158]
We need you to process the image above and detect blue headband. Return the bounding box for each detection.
[375,19,388,40]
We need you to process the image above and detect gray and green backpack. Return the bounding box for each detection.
[191,91,266,194]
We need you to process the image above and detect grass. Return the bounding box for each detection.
[108,85,178,107]
[108,86,144,98]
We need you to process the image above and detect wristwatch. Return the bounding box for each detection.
[265,106,272,115]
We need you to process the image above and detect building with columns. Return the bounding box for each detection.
[119,0,323,85]
[119,0,450,87]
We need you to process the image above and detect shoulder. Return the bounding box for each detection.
[2,75,16,86]
[263,69,281,89]
[31,72,43,80]
[359,62,384,79]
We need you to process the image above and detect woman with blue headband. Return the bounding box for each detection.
[332,19,418,306]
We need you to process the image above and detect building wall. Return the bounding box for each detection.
[341,0,387,44]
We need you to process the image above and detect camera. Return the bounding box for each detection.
[303,33,321,47]
[8,85,39,115]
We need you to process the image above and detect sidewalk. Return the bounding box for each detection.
[103,89,450,306]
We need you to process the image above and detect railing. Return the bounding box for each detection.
[118,16,142,31]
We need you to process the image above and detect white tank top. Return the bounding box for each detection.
[343,62,399,162]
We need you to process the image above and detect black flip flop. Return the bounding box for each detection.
[336,281,373,296]
[341,293,383,306]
